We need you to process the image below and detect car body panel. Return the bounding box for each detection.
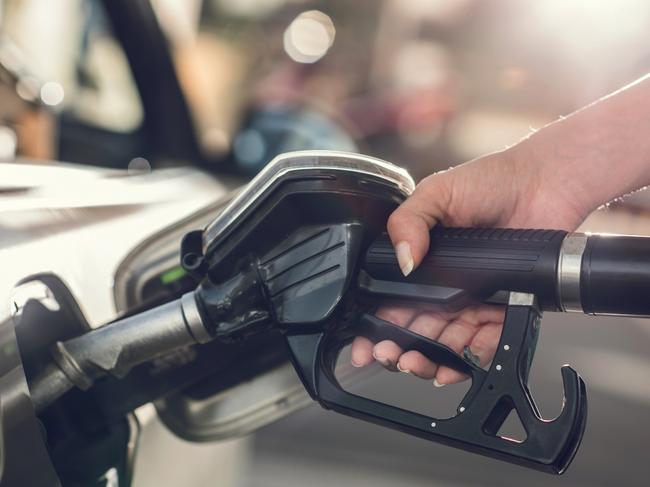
[0,161,242,486]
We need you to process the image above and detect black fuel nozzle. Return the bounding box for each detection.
[182,152,593,474]
[273,225,588,474]
[194,217,589,474]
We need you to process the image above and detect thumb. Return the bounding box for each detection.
[387,178,446,275]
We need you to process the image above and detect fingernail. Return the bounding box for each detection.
[395,241,414,276]
[372,350,387,366]
[351,359,363,368]
[397,363,411,374]
[433,378,445,387]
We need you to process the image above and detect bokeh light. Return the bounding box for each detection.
[233,128,266,168]
[39,81,64,107]
[127,157,152,174]
[283,10,335,64]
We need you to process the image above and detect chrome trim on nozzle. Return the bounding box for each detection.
[202,150,415,254]
[557,233,588,312]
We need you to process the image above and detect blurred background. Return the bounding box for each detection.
[4,0,650,178]
[2,0,650,486]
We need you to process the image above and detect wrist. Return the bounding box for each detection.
[506,133,596,227]
[520,130,597,209]
[516,77,650,215]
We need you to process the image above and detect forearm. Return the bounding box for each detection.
[516,74,650,213]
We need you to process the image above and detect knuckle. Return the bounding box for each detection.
[386,210,405,235]
[382,313,402,324]
[378,309,408,325]
[409,320,437,339]
[417,172,440,188]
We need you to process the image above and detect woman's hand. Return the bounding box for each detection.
[350,144,589,384]
[351,74,650,384]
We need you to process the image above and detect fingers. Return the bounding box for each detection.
[387,174,451,273]
[434,306,505,385]
[469,322,502,366]
[350,306,417,369]
[434,322,503,385]
[396,312,448,379]
[371,307,417,370]
[373,340,402,371]
[350,302,505,386]
[430,317,482,385]
[350,337,374,367]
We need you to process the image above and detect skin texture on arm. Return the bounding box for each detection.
[351,73,650,385]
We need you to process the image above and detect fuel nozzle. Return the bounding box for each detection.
[29,291,210,412]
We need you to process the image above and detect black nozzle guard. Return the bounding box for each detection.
[286,303,586,474]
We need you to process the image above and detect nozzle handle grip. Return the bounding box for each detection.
[363,227,567,310]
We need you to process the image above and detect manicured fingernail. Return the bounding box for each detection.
[351,358,363,368]
[395,241,414,276]
[397,363,411,374]
[433,378,445,387]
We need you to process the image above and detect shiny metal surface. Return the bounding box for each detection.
[181,291,211,344]
[202,150,415,253]
[558,233,588,313]
[508,291,537,307]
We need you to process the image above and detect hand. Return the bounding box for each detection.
[351,74,650,384]
[350,145,590,384]
[353,305,506,385]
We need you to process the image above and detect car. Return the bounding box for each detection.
[3,1,650,486]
